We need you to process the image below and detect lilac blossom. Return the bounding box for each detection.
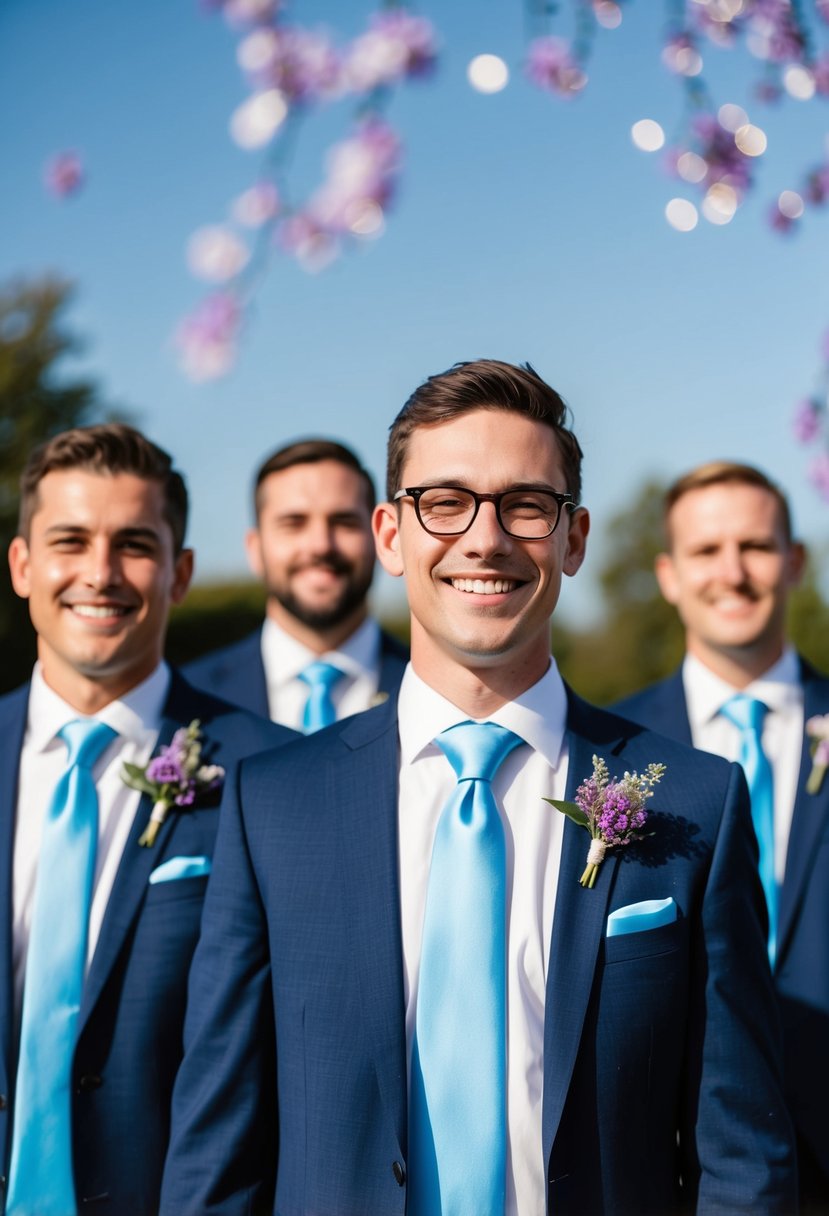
[249,25,340,102]
[792,398,822,443]
[343,11,437,93]
[175,292,241,382]
[808,451,829,502]
[525,36,587,98]
[44,151,84,199]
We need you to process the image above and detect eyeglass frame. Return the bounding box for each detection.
[392,484,577,539]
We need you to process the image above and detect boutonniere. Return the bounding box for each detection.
[122,719,225,847]
[544,754,666,888]
[805,715,829,795]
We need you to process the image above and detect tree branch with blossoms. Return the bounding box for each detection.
[175,0,437,382]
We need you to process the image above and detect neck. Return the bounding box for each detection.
[411,644,551,717]
[38,659,153,716]
[687,637,785,690]
[266,601,368,655]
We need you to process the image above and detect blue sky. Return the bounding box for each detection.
[3,0,828,626]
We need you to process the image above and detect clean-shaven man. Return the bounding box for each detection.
[615,460,828,1212]
[1,425,293,1215]
[184,438,407,730]
[162,364,795,1214]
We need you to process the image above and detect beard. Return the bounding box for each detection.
[266,555,374,633]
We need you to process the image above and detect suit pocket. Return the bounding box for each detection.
[603,916,687,965]
[141,874,209,906]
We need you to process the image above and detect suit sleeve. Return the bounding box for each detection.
[682,762,797,1212]
[160,759,277,1215]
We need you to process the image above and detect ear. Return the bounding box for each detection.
[562,507,590,577]
[171,548,194,606]
[373,502,404,577]
[8,536,31,599]
[787,540,807,587]
[244,527,265,579]
[654,551,680,605]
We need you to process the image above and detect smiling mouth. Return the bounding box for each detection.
[68,603,133,619]
[450,578,519,594]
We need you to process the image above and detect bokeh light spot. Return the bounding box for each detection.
[631,119,665,152]
[677,151,708,183]
[778,190,804,219]
[718,103,748,133]
[784,65,816,100]
[467,54,509,93]
[230,89,288,149]
[665,198,698,231]
[702,182,738,224]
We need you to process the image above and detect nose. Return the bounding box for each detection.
[304,517,337,555]
[84,540,122,591]
[460,500,513,558]
[716,543,748,586]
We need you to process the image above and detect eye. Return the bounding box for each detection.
[419,490,471,516]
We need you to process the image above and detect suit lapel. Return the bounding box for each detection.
[78,674,207,1031]
[0,687,29,1086]
[335,703,408,1157]
[777,663,829,963]
[541,694,626,1162]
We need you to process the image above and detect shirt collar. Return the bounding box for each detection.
[398,659,568,771]
[25,661,171,753]
[683,645,801,730]
[262,614,379,685]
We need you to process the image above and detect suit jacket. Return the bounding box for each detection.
[161,691,796,1215]
[0,670,295,1216]
[615,659,829,1194]
[182,623,409,721]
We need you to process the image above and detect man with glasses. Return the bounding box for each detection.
[162,361,796,1214]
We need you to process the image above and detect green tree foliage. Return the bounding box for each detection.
[0,277,116,692]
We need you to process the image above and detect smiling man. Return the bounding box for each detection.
[162,364,795,1215]
[1,425,292,1215]
[615,461,829,1212]
[184,438,407,730]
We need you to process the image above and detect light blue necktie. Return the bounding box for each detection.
[298,660,344,733]
[409,720,523,1216]
[721,695,777,966]
[8,719,116,1216]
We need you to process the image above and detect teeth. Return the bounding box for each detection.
[451,578,516,594]
[71,604,128,618]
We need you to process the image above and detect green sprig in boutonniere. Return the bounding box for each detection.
[806,715,829,795]
[544,754,666,888]
[122,719,224,847]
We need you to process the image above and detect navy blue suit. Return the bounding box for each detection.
[0,671,295,1216]
[183,624,408,719]
[162,691,796,1215]
[616,659,829,1207]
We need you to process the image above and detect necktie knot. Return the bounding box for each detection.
[720,694,767,736]
[298,661,345,733]
[298,660,344,695]
[436,720,523,784]
[59,719,117,770]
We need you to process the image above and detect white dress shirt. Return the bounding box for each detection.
[397,660,569,1215]
[13,662,169,1021]
[260,615,383,729]
[682,648,804,882]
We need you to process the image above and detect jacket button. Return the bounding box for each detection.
[78,1074,103,1091]
[392,1160,406,1186]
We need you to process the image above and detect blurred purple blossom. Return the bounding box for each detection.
[525,36,587,98]
[176,292,241,381]
[146,754,186,785]
[44,151,84,199]
[793,398,822,443]
[343,11,437,92]
[808,451,829,502]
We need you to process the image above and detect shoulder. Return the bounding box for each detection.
[237,697,397,791]
[182,630,262,682]
[611,670,684,720]
[0,681,30,723]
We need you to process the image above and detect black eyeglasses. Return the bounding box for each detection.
[393,485,576,539]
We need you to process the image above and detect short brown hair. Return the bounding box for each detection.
[18,424,189,552]
[385,360,583,502]
[664,461,794,545]
[253,437,375,519]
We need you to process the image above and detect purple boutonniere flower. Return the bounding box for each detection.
[122,719,224,847]
[544,755,666,888]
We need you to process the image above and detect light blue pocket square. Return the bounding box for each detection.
[606,897,676,938]
[149,855,211,885]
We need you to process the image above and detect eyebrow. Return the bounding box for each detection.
[405,480,564,494]
[44,524,163,543]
